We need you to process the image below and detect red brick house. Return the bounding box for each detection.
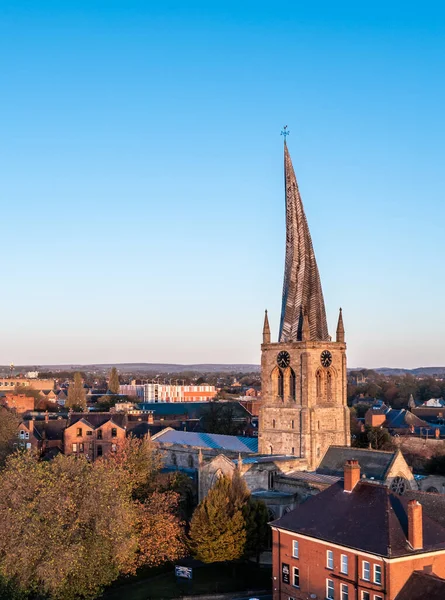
[64,413,127,461]
[18,416,66,456]
[271,460,445,600]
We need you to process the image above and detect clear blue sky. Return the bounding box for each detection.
[1,1,444,368]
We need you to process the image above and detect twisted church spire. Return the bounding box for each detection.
[279,139,329,342]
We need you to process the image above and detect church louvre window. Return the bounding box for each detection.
[278,370,284,398]
[316,369,323,400]
[327,370,333,402]
[289,369,296,400]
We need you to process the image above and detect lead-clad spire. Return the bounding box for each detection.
[279,141,329,342]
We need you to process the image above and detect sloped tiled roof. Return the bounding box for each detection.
[395,571,445,600]
[272,480,445,557]
[385,409,429,429]
[317,446,397,481]
[152,428,258,453]
[67,413,127,429]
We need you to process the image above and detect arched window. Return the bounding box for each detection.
[316,369,323,400]
[327,370,333,402]
[289,368,296,400]
[188,454,194,468]
[271,367,284,399]
[278,369,284,398]
[269,445,273,455]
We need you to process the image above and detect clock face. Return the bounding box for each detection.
[320,350,332,368]
[277,351,291,369]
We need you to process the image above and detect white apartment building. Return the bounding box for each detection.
[119,383,217,403]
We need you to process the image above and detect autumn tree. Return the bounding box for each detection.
[0,450,186,599]
[108,367,120,395]
[189,473,247,563]
[66,372,87,411]
[0,408,19,467]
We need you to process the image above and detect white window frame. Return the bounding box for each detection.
[361,592,370,600]
[292,539,299,558]
[374,596,383,600]
[340,554,348,574]
[326,578,334,600]
[341,583,348,600]
[292,566,299,588]
[362,561,370,581]
[373,564,382,584]
[327,549,334,569]
[72,443,77,452]
[19,430,25,439]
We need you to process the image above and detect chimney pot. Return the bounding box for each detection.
[344,460,361,492]
[407,499,423,550]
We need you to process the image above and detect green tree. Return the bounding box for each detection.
[353,426,394,451]
[66,372,87,411]
[108,367,120,395]
[243,498,269,562]
[189,474,247,563]
[0,408,19,467]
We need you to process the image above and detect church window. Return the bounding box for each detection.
[316,370,322,399]
[278,370,284,398]
[272,419,276,428]
[188,454,194,468]
[172,452,177,466]
[269,445,273,455]
[289,369,296,400]
[291,420,295,429]
[317,421,320,430]
[327,370,333,402]
[291,447,295,455]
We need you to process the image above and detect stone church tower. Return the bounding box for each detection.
[258,138,350,470]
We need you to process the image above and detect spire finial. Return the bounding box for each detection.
[336,307,345,343]
[263,309,271,344]
[281,125,290,144]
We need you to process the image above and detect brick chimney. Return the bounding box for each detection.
[408,500,423,550]
[344,460,361,492]
[28,418,34,433]
[148,411,154,424]
[45,411,49,423]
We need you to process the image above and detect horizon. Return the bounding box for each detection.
[2,1,445,368]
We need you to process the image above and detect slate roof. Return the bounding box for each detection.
[33,420,67,441]
[126,422,163,438]
[317,446,397,481]
[67,413,127,429]
[395,571,445,600]
[137,401,250,420]
[151,428,258,453]
[285,470,340,485]
[272,480,445,558]
[384,409,429,429]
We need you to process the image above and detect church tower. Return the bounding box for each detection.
[258,135,350,470]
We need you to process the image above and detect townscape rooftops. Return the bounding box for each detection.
[384,409,429,429]
[317,446,397,481]
[395,571,445,600]
[151,428,258,453]
[67,413,127,429]
[272,480,445,558]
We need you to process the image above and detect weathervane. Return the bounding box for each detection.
[281,125,290,143]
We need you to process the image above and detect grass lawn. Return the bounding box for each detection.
[101,563,272,600]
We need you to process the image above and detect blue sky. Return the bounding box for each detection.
[1,1,444,368]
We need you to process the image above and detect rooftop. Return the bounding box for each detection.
[272,480,445,558]
[317,446,398,481]
[151,428,258,453]
[395,571,445,600]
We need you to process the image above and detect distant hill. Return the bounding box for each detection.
[4,363,261,374]
[355,367,445,377]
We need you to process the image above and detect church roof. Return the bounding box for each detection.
[151,428,258,453]
[279,141,329,342]
[317,446,398,481]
